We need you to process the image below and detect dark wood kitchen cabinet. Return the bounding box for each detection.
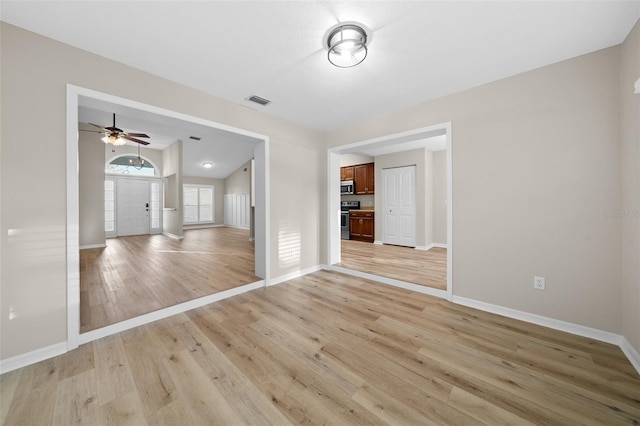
[340,166,354,181]
[350,211,374,242]
[354,163,375,194]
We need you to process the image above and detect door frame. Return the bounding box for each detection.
[381,165,417,247]
[327,122,453,301]
[66,84,270,350]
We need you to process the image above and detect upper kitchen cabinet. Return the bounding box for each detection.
[340,166,354,181]
[354,163,375,194]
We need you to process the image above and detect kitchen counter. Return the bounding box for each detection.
[357,209,375,212]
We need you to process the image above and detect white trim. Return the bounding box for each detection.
[0,342,67,374]
[225,224,250,230]
[80,280,265,345]
[162,232,185,240]
[452,295,640,375]
[66,86,81,352]
[327,122,453,302]
[183,224,225,230]
[620,337,640,374]
[80,243,107,250]
[67,84,270,352]
[453,295,620,344]
[328,265,448,299]
[634,78,640,94]
[373,240,383,245]
[268,265,323,287]
[415,243,448,251]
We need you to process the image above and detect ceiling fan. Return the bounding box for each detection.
[81,113,150,146]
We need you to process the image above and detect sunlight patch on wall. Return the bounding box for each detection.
[278,220,301,269]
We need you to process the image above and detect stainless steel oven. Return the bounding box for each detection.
[341,201,360,240]
[341,180,354,195]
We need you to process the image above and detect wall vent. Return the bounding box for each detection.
[189,136,201,141]
[246,95,271,106]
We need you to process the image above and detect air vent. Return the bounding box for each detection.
[246,95,271,106]
[189,136,201,141]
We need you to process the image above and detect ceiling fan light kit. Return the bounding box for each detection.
[101,134,127,146]
[326,23,369,68]
[84,113,151,146]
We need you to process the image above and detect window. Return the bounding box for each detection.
[106,155,155,176]
[151,182,160,229]
[105,178,115,235]
[184,184,214,224]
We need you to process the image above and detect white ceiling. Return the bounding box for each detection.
[2,1,638,132]
[78,97,259,179]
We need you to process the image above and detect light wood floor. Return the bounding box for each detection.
[3,270,639,425]
[80,227,258,332]
[340,239,447,290]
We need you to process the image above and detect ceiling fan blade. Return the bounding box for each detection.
[126,133,150,138]
[79,129,104,133]
[124,135,150,145]
[89,123,108,131]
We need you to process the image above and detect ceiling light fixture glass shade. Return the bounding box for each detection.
[102,134,127,146]
[202,162,213,168]
[326,24,368,68]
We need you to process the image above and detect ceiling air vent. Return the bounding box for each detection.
[189,136,201,141]
[246,95,271,106]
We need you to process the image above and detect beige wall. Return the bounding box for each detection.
[374,149,427,247]
[0,22,322,361]
[225,160,251,195]
[325,45,623,333]
[162,140,183,237]
[79,132,105,247]
[432,150,447,245]
[183,176,225,225]
[621,20,640,353]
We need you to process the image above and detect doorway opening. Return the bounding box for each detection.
[327,122,452,300]
[67,85,270,350]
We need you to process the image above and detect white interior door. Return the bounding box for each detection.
[382,165,416,247]
[117,178,150,236]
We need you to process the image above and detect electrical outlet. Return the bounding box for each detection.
[534,276,545,290]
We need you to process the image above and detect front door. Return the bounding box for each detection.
[117,178,150,236]
[382,165,416,247]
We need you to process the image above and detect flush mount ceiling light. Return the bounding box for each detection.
[325,23,369,68]
[202,162,213,168]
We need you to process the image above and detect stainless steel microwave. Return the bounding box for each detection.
[341,180,354,195]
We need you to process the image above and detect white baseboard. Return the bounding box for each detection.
[373,240,383,245]
[452,295,640,375]
[0,341,67,374]
[162,232,184,240]
[79,280,265,345]
[620,336,640,374]
[327,265,448,299]
[183,224,224,230]
[416,243,447,251]
[79,243,107,250]
[224,225,250,231]
[268,265,323,286]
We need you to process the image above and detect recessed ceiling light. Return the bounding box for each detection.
[202,162,213,168]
